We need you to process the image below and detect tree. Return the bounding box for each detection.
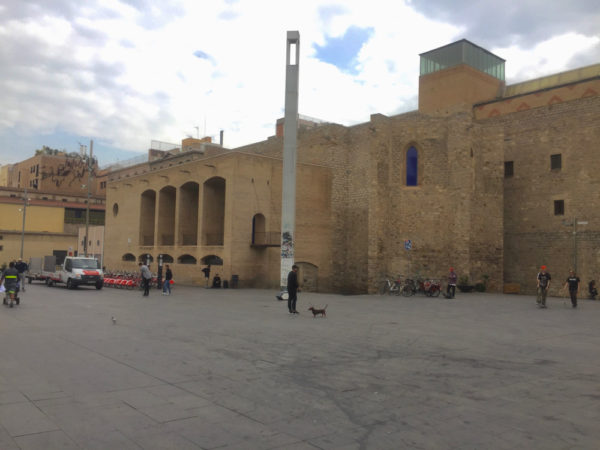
[35,145,65,156]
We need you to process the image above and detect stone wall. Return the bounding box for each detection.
[495,95,600,294]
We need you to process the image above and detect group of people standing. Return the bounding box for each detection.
[138,262,173,296]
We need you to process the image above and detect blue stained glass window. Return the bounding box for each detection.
[406,147,418,186]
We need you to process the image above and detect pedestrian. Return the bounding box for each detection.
[162,264,172,295]
[287,264,300,314]
[589,280,598,300]
[139,262,152,296]
[536,265,551,308]
[563,270,580,308]
[15,258,28,292]
[201,265,210,288]
[446,267,457,299]
[212,273,221,288]
[1,261,20,307]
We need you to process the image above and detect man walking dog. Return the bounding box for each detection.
[287,265,300,314]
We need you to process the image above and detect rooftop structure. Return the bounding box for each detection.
[420,39,505,81]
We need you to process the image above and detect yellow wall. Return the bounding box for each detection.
[0,204,65,233]
[0,232,77,265]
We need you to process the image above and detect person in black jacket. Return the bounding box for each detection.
[589,280,597,300]
[162,264,173,295]
[287,265,300,314]
[15,258,28,292]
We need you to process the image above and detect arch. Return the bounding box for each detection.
[158,185,176,245]
[202,177,226,245]
[200,254,223,266]
[138,253,154,263]
[140,189,156,245]
[179,181,199,245]
[122,253,136,262]
[177,254,197,264]
[406,146,418,186]
[160,254,174,263]
[252,213,266,245]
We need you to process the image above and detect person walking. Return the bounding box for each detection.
[446,267,457,299]
[564,270,580,308]
[287,264,300,314]
[589,280,598,300]
[201,265,210,288]
[139,262,152,296]
[162,264,172,295]
[15,258,28,292]
[536,265,551,308]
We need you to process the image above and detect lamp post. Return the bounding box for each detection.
[564,217,588,273]
[19,187,29,259]
[84,140,93,257]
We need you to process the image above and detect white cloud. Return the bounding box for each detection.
[0,0,598,165]
[495,33,600,82]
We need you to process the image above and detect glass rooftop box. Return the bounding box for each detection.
[420,39,505,81]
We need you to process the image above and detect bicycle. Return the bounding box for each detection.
[378,276,402,295]
[422,278,442,297]
[401,278,417,297]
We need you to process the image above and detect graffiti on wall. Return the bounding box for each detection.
[40,156,96,188]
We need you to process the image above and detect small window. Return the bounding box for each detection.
[554,200,564,216]
[406,146,418,186]
[504,161,514,178]
[0,246,3,251]
[113,203,119,216]
[550,154,562,170]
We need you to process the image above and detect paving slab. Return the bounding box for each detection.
[0,283,599,449]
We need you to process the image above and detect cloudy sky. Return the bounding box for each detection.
[0,0,598,166]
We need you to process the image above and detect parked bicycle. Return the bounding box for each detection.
[401,277,442,297]
[418,278,441,297]
[378,276,402,295]
[401,278,417,297]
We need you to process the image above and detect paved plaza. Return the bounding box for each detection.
[0,283,599,449]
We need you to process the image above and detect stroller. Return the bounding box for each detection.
[275,290,289,301]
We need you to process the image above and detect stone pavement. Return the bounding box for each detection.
[0,284,599,449]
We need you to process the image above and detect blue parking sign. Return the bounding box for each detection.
[404,240,412,250]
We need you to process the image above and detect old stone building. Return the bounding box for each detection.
[0,149,108,264]
[104,39,600,295]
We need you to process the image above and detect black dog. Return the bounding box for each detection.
[308,305,327,318]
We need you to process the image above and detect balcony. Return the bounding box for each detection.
[251,232,281,247]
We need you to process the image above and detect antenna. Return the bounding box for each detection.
[194,126,199,139]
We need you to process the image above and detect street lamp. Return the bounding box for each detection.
[563,217,588,273]
[81,140,93,257]
[19,187,29,259]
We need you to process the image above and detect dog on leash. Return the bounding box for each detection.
[308,305,327,318]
